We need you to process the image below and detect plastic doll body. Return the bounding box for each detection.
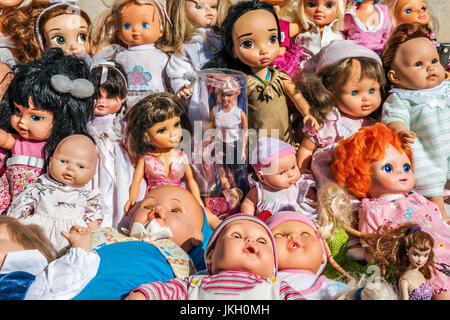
[399,246,433,300]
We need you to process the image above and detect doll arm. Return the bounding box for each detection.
[398,278,410,300]
[166,53,195,99]
[240,110,249,162]
[382,94,415,146]
[124,155,145,215]
[83,191,103,230]
[386,121,416,146]
[282,78,320,130]
[296,137,317,174]
[125,277,189,300]
[0,129,16,150]
[240,187,258,215]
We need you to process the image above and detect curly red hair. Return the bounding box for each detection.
[331,123,413,198]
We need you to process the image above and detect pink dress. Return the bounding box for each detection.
[143,150,189,194]
[0,136,46,214]
[359,191,450,295]
[303,107,377,189]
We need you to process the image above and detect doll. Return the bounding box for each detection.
[7,134,103,253]
[381,23,450,219]
[0,62,12,178]
[381,0,431,28]
[75,185,214,300]
[91,0,170,108]
[331,122,450,300]
[0,47,95,214]
[265,211,351,300]
[296,39,385,190]
[0,216,100,300]
[369,223,436,300]
[333,275,398,300]
[240,137,316,220]
[342,0,392,54]
[2,0,92,64]
[203,0,320,146]
[88,61,146,228]
[125,214,306,300]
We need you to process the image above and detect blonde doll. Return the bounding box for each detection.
[381,0,432,28]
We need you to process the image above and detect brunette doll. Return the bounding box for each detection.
[203,0,319,146]
[331,122,450,300]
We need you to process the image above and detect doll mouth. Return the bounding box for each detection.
[63,173,74,180]
[243,244,256,254]
[313,15,325,20]
[419,14,428,19]
[361,105,372,111]
[287,239,301,250]
[260,57,270,63]
[427,73,438,80]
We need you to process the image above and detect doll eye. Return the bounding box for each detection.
[240,40,254,49]
[171,207,182,213]
[14,107,22,115]
[195,5,201,9]
[414,61,422,67]
[307,2,315,8]
[157,127,166,134]
[79,165,85,169]
[51,35,66,46]
[142,23,150,29]
[30,115,44,121]
[60,160,66,164]
[257,238,267,244]
[269,35,278,45]
[301,232,311,237]
[368,89,375,94]
[403,163,411,173]
[382,164,393,173]
[421,6,427,12]
[404,8,412,14]
[174,121,181,128]
[351,91,357,96]
[325,1,334,9]
[77,33,87,44]
[123,23,131,30]
[431,58,438,64]
[273,233,285,238]
[231,232,241,239]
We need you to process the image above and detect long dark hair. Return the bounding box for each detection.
[202,0,280,74]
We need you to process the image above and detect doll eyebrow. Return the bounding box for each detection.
[237,32,253,40]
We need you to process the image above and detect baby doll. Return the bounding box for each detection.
[331,122,450,300]
[88,61,146,228]
[369,223,436,300]
[91,0,170,108]
[0,47,95,214]
[75,184,214,300]
[203,0,320,146]
[296,39,385,190]
[265,211,351,300]
[381,23,450,218]
[2,0,92,64]
[240,137,316,221]
[381,0,432,28]
[342,0,392,54]
[7,134,103,253]
[125,214,306,300]
[0,216,100,300]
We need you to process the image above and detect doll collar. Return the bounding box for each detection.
[305,18,338,32]
[127,44,156,51]
[0,250,48,276]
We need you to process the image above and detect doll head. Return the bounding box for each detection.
[130,185,204,253]
[217,76,241,108]
[205,214,277,278]
[382,0,431,27]
[266,211,327,275]
[124,92,192,156]
[48,134,98,187]
[300,39,385,125]
[382,23,445,90]
[369,223,435,282]
[0,216,57,270]
[250,137,300,191]
[332,123,414,198]
[91,62,128,117]
[0,48,95,167]
[297,0,346,31]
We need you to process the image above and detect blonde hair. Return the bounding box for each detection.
[334,275,398,300]
[296,0,346,31]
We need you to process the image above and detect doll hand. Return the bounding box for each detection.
[176,84,193,99]
[303,114,320,131]
[61,225,92,252]
[124,290,147,300]
[398,130,416,146]
[240,150,247,162]
[124,198,136,216]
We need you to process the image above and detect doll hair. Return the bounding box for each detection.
[333,274,398,300]
[89,0,168,54]
[331,123,413,198]
[159,0,232,56]
[0,216,57,264]
[295,0,347,31]
[124,92,193,156]
[299,56,386,126]
[2,1,91,64]
[381,22,432,74]
[0,48,95,167]
[202,0,281,74]
[367,223,436,283]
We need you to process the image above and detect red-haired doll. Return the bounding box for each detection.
[331,122,450,300]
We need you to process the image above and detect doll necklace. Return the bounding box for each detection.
[252,68,271,85]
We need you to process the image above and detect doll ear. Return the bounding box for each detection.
[387,69,401,86]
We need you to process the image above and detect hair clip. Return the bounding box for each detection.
[407,226,422,235]
[50,74,95,99]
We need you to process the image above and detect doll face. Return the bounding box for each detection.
[0,224,25,270]
[0,0,23,8]
[407,246,431,269]
[388,37,445,90]
[219,89,240,108]
[145,115,183,151]
[10,100,54,141]
[49,135,98,187]
[334,59,381,119]
[231,9,280,74]
[94,87,125,117]
[118,3,163,47]
[185,0,218,28]
[206,220,275,277]
[394,0,430,25]
[43,14,90,56]
[303,0,338,28]
[258,153,301,191]
[272,220,324,274]
[368,144,415,198]
[131,185,204,253]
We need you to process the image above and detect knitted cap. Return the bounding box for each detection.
[204,214,278,276]
[250,137,296,172]
[315,39,383,72]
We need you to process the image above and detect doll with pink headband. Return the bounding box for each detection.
[125,214,306,300]
[240,137,316,220]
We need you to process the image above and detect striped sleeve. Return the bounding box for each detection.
[132,277,190,300]
[279,281,306,300]
[381,93,411,130]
